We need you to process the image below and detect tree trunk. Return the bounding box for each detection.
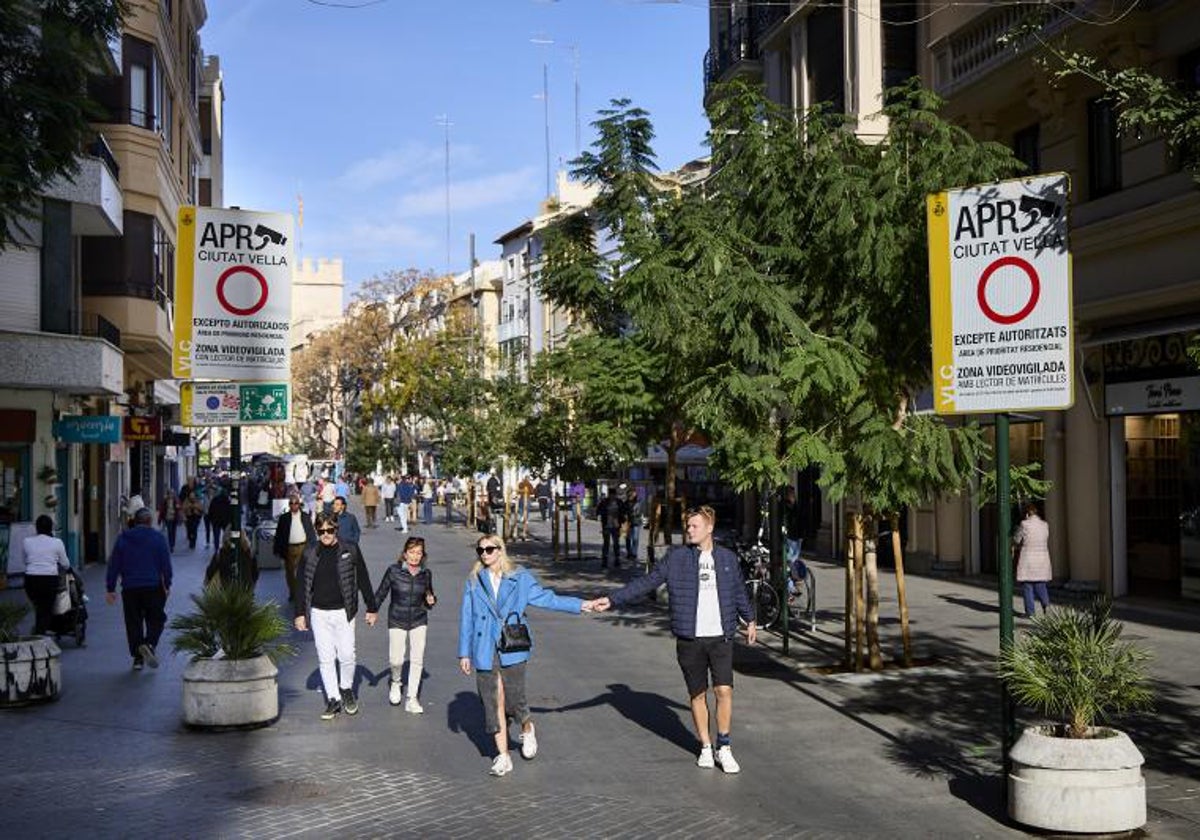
[864,531,883,671]
[844,510,855,670]
[892,513,912,667]
[853,513,866,672]
[663,430,679,546]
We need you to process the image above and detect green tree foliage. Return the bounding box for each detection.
[0,1,125,249]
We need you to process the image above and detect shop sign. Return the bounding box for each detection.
[173,206,294,380]
[53,415,121,443]
[182,381,290,426]
[927,173,1073,414]
[122,416,161,442]
[1105,376,1200,416]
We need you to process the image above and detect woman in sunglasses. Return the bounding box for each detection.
[458,535,601,777]
[294,511,379,721]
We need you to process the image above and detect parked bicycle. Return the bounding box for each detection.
[736,541,816,632]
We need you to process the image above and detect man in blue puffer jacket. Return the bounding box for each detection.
[598,505,756,774]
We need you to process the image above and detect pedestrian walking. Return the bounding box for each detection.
[320,478,336,515]
[105,508,173,670]
[23,515,70,636]
[362,480,381,528]
[381,474,397,522]
[374,536,437,712]
[1014,502,1052,618]
[182,491,204,550]
[158,488,181,551]
[596,505,756,773]
[598,488,624,570]
[535,476,551,521]
[332,496,361,544]
[457,534,600,776]
[781,485,803,565]
[293,511,378,720]
[396,476,415,532]
[421,478,435,525]
[273,494,317,602]
[201,481,215,547]
[206,485,232,550]
[624,485,643,565]
[204,535,258,589]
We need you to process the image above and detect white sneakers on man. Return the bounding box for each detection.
[715,745,741,774]
[519,724,538,759]
[697,744,715,769]
[489,752,513,776]
[389,681,402,706]
[404,697,424,714]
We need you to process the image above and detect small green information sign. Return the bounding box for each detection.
[240,384,289,422]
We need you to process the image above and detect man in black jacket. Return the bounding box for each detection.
[294,511,378,720]
[273,494,316,602]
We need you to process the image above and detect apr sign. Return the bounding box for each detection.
[173,207,294,380]
[927,174,1073,414]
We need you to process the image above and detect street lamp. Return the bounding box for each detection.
[531,36,554,198]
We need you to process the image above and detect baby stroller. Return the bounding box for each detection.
[48,567,88,647]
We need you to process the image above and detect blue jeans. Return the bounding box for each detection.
[1022,581,1050,617]
[422,498,433,524]
[625,523,640,563]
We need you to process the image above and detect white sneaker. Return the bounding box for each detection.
[489,752,513,776]
[404,697,424,714]
[715,745,741,774]
[389,681,402,706]
[519,724,538,759]
[696,744,715,769]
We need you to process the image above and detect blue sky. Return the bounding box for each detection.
[202,0,712,297]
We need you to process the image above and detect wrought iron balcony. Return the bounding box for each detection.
[703,14,763,96]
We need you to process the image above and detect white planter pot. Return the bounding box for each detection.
[1,636,62,706]
[181,655,279,728]
[1008,725,1146,833]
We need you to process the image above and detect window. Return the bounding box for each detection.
[188,154,199,205]
[1087,97,1121,199]
[124,36,161,132]
[152,218,174,307]
[882,0,918,93]
[161,81,173,152]
[1013,123,1041,175]
[1181,48,1200,90]
[807,7,845,113]
[130,63,149,127]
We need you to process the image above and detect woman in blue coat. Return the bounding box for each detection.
[458,534,600,777]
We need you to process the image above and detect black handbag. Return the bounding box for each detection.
[498,611,532,653]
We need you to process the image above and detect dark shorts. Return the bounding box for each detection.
[476,661,529,734]
[676,636,734,696]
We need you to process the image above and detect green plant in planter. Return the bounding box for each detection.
[170,583,296,664]
[0,601,31,644]
[998,597,1154,739]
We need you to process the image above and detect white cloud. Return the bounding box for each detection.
[336,142,481,191]
[394,167,540,218]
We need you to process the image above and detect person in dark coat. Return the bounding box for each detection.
[374,536,436,712]
[105,508,173,671]
[206,486,233,549]
[273,494,317,602]
[293,511,377,720]
[204,535,258,589]
[597,505,755,774]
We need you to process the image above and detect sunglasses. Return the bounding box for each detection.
[317,527,337,535]
[476,545,500,556]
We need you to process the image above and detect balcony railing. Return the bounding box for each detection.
[703,14,763,95]
[83,312,122,348]
[930,1,1095,97]
[87,134,120,182]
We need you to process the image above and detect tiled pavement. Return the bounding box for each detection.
[3,500,1198,838]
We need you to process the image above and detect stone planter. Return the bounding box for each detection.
[1008,725,1146,833]
[181,655,279,728]
[1,636,62,706]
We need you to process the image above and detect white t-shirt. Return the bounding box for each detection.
[288,513,307,545]
[381,480,396,500]
[24,534,70,576]
[694,549,723,637]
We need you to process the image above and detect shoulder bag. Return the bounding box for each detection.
[479,573,532,653]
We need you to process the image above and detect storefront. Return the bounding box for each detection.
[1105,330,1200,600]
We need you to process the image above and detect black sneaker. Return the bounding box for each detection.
[342,688,359,715]
[132,657,144,671]
[321,698,342,720]
[138,643,158,669]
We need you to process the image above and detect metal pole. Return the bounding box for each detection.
[229,425,242,583]
[768,486,787,655]
[542,62,551,197]
[996,412,1015,781]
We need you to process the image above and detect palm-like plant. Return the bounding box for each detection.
[0,601,30,644]
[998,597,1154,738]
[170,583,296,663]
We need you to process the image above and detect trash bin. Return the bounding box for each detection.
[254,521,280,569]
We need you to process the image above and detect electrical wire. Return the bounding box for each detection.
[303,0,390,8]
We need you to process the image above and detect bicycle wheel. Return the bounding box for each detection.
[746,579,780,628]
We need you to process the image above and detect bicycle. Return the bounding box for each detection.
[737,542,817,632]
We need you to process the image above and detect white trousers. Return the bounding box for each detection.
[310,607,356,699]
[397,502,409,531]
[388,625,428,698]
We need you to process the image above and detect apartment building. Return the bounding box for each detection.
[706,1,1200,600]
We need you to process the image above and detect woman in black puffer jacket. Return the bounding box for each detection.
[374,536,436,712]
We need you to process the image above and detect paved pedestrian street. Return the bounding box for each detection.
[3,500,1198,838]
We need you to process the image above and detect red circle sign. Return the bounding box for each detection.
[977,256,1039,325]
[216,266,269,316]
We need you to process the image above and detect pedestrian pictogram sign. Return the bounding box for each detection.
[927,174,1073,414]
[182,381,290,427]
[173,206,294,380]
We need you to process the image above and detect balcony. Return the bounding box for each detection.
[496,319,529,346]
[703,15,763,98]
[40,136,123,236]
[930,1,1095,97]
[0,330,123,395]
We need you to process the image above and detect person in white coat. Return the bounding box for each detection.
[1014,503,1052,618]
[24,515,70,635]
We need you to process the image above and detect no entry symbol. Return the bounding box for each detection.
[977,256,1039,325]
[217,265,269,316]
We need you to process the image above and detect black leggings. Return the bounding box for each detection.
[25,574,60,635]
